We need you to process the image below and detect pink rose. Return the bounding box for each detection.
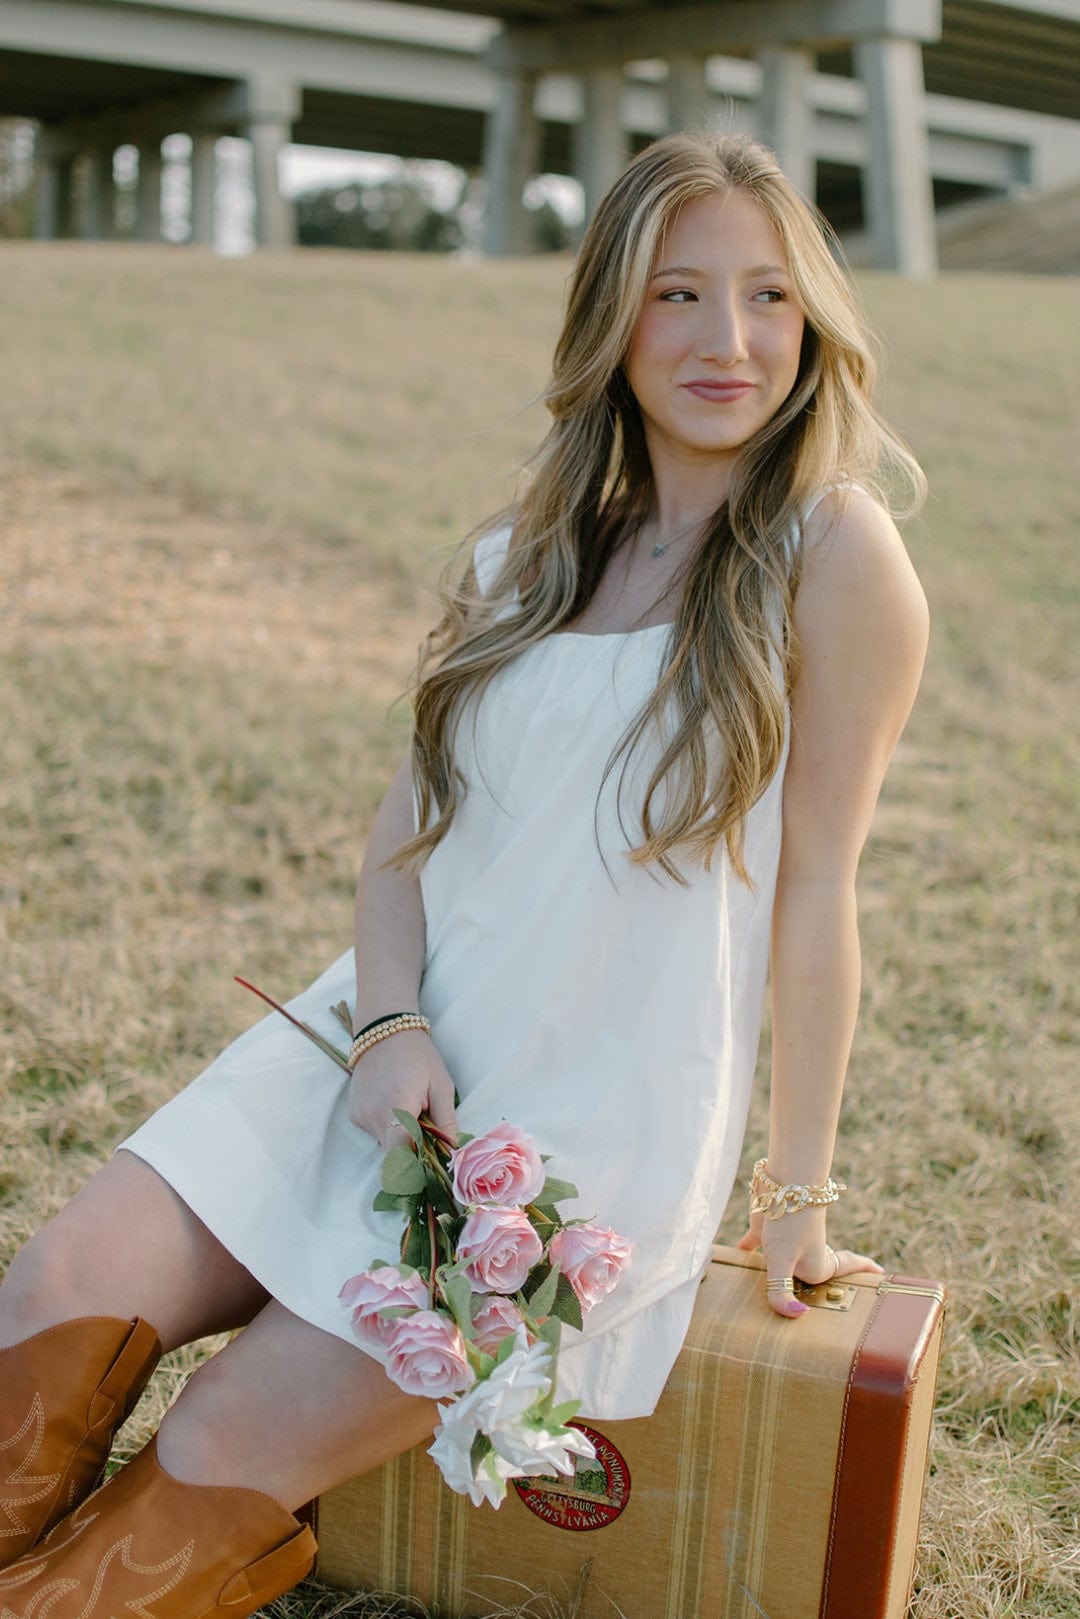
[339,1264,427,1355]
[549,1224,635,1315]
[458,1207,543,1294]
[472,1294,526,1356]
[384,1310,475,1400]
[449,1122,545,1208]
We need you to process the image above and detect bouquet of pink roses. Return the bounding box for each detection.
[236,977,635,1508]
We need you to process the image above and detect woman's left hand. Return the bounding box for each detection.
[737,1206,884,1318]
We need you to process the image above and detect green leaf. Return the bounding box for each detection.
[530,1204,560,1226]
[329,1000,354,1035]
[372,1189,418,1215]
[381,1146,426,1196]
[547,1399,580,1428]
[470,1432,492,1470]
[392,1110,424,1148]
[439,1267,475,1336]
[550,1273,584,1332]
[539,1176,579,1204]
[526,1263,560,1321]
[537,1315,562,1357]
[402,1222,427,1271]
[494,1329,521,1366]
[423,1161,454,1210]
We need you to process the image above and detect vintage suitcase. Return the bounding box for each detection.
[313,1244,946,1619]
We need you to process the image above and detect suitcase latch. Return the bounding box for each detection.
[793,1279,856,1311]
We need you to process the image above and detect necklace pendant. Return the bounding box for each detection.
[651,542,669,559]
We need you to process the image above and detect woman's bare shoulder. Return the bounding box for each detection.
[796,484,928,649]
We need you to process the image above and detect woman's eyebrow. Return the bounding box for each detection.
[649,264,701,280]
[649,262,790,281]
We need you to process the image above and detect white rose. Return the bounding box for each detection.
[439,1327,552,1440]
[428,1415,516,1508]
[488,1416,596,1478]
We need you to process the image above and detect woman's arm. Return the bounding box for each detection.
[740,488,930,1312]
[349,752,458,1147]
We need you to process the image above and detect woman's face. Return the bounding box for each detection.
[624,189,806,475]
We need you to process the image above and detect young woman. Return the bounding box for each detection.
[0,131,928,1616]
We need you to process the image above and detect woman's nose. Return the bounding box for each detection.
[697,301,749,365]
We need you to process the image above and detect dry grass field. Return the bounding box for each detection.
[1,243,1078,1618]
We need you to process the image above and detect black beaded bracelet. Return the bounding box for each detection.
[352,1012,416,1040]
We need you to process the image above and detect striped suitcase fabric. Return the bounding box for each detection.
[312,1244,946,1619]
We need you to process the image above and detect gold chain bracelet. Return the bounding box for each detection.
[747,1158,846,1220]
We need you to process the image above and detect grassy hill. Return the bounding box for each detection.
[1,244,1077,1619]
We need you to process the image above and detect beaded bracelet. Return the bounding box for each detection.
[747,1157,846,1220]
[346,1013,431,1072]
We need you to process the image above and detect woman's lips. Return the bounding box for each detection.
[682,380,755,401]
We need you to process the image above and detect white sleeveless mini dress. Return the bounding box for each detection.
[119,510,809,1420]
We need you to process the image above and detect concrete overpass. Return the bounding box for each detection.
[4,0,1080,273]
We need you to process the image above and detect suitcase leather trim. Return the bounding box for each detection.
[821,1275,945,1619]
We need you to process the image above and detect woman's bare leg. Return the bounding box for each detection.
[156,1299,438,1510]
[0,1149,269,1352]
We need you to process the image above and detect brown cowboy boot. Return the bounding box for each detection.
[0,1439,317,1619]
[0,1316,161,1569]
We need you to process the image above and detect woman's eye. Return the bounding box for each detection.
[753,288,787,303]
[659,289,696,303]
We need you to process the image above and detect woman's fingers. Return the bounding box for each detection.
[828,1248,885,1279]
[423,1077,458,1142]
[765,1272,809,1318]
[758,1242,886,1318]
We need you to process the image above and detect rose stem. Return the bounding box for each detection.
[234,977,349,1071]
[426,1203,439,1310]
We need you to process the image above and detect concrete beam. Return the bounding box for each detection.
[759,46,815,198]
[856,36,937,274]
[483,69,540,256]
[0,0,491,100]
[489,0,942,76]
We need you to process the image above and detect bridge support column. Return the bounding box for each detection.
[33,155,66,240]
[758,45,814,199]
[248,120,294,247]
[855,35,937,275]
[136,140,162,241]
[190,131,218,246]
[83,147,115,240]
[666,55,710,133]
[483,68,540,256]
[575,66,625,228]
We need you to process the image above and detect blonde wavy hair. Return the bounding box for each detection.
[397,130,925,883]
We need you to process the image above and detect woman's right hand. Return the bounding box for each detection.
[347,1031,459,1151]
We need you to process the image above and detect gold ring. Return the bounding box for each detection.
[766,1276,796,1292]
[825,1245,840,1279]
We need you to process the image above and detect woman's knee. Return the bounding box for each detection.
[0,1154,268,1350]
